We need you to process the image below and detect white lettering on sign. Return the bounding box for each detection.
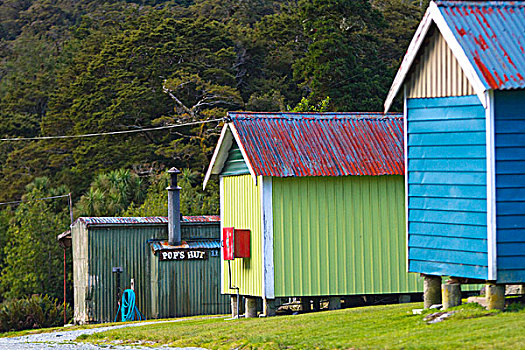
[158,249,211,261]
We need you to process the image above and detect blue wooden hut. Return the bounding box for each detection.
[385,0,525,286]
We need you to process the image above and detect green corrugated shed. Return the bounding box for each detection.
[206,113,425,300]
[71,217,229,324]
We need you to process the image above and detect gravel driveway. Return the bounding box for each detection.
[0,320,208,350]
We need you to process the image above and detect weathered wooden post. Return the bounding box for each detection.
[486,283,505,310]
[442,282,461,309]
[231,295,239,318]
[423,274,442,308]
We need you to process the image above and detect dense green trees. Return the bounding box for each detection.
[0,178,70,301]
[0,0,426,301]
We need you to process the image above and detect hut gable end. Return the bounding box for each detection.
[407,27,475,99]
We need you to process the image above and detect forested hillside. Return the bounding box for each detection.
[0,0,427,302]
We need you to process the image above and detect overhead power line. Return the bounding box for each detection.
[0,118,224,142]
[0,194,70,207]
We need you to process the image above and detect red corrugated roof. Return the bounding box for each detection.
[438,1,525,90]
[229,112,404,177]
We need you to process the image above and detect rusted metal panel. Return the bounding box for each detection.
[228,113,404,177]
[438,1,525,90]
[407,27,476,98]
[75,215,219,227]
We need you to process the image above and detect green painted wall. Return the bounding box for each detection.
[272,175,421,297]
[221,174,264,296]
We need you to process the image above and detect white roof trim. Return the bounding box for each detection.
[203,123,258,189]
[430,2,487,107]
[384,6,434,112]
[203,124,232,189]
[229,123,258,186]
[384,2,488,112]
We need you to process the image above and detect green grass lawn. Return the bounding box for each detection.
[80,302,525,349]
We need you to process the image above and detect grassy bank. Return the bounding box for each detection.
[80,302,525,349]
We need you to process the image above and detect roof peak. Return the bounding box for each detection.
[227,112,402,120]
[435,0,524,6]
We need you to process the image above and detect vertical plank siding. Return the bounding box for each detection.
[407,95,489,280]
[221,175,264,296]
[494,90,525,283]
[272,175,421,297]
[406,28,475,99]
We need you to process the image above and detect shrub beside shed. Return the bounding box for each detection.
[204,112,423,316]
[385,0,525,309]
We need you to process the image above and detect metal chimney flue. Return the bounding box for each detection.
[167,167,182,246]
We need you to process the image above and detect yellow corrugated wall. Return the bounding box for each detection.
[407,26,475,98]
[221,174,264,297]
[272,175,421,297]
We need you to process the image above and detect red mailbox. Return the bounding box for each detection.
[222,227,250,259]
[222,227,235,260]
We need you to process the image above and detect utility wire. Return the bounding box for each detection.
[0,194,70,207]
[0,118,224,142]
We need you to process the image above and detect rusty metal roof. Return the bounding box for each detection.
[75,215,219,227]
[228,112,404,177]
[437,1,525,90]
[385,1,525,112]
[149,239,221,252]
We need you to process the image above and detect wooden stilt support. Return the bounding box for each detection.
[328,297,341,310]
[230,295,238,318]
[245,297,257,318]
[300,298,310,312]
[486,283,505,310]
[311,297,321,312]
[263,298,276,317]
[423,274,442,309]
[442,283,461,309]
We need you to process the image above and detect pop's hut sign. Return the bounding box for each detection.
[159,249,208,261]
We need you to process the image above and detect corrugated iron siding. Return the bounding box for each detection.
[181,224,221,240]
[221,174,263,296]
[438,1,525,91]
[72,220,222,323]
[229,113,404,177]
[272,175,422,297]
[87,226,165,323]
[150,252,229,318]
[407,27,475,98]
